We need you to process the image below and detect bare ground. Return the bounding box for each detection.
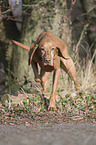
[0,105,96,126]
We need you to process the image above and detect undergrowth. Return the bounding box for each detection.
[0,53,96,116]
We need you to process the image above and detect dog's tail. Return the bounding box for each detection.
[12,40,30,50]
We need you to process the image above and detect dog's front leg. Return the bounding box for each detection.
[31,60,41,83]
[48,68,60,111]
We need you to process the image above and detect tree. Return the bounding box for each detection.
[0,0,96,92]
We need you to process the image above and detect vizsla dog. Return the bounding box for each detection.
[12,31,79,111]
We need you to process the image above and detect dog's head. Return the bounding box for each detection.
[29,40,68,66]
[39,41,58,66]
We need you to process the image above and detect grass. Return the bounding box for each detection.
[0,53,96,116]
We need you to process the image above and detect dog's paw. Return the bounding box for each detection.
[35,78,41,83]
[48,106,57,111]
[48,98,56,111]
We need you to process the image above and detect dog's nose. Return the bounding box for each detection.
[45,59,51,64]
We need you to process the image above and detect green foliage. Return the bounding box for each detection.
[1,91,95,115]
[59,91,96,113]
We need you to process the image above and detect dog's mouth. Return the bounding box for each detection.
[43,58,53,66]
[43,62,53,66]
[43,64,54,72]
[42,57,54,71]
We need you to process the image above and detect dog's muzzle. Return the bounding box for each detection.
[44,57,51,65]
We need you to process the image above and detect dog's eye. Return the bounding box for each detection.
[52,48,54,50]
[41,48,45,55]
[41,48,44,51]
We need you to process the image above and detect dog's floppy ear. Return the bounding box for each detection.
[56,47,69,60]
[29,44,38,65]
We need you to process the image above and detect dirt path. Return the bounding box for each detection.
[0,123,96,145]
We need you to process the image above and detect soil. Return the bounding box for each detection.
[0,105,96,126]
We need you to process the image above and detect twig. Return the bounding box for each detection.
[22,1,44,8]
[80,5,96,16]
[75,23,89,55]
[72,0,77,5]
[80,44,89,57]
[1,9,11,15]
[20,87,29,98]
[89,49,96,72]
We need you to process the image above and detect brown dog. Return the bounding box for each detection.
[12,31,79,111]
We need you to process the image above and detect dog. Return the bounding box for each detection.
[12,31,80,111]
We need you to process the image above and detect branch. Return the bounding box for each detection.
[80,5,96,16]
[22,1,44,8]
[89,49,96,71]
[1,9,11,14]
[76,23,89,53]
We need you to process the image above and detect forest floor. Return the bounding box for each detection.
[0,93,96,145]
[0,92,96,126]
[0,104,96,126]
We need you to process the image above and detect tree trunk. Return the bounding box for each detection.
[12,0,71,82]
